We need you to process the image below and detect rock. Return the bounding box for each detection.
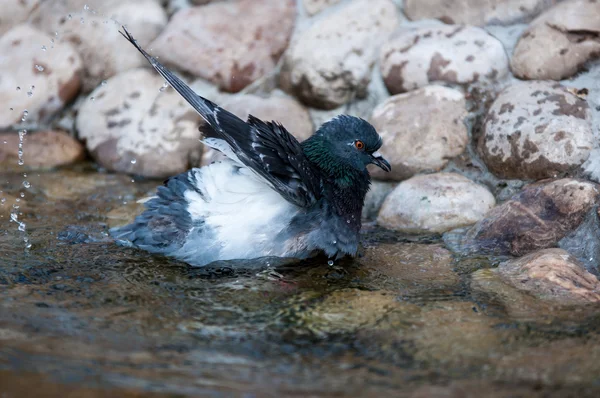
[151,0,295,93]
[281,0,399,109]
[30,0,167,91]
[220,93,313,141]
[403,0,559,26]
[494,249,600,304]
[302,0,343,15]
[369,85,468,181]
[462,178,599,256]
[0,130,84,169]
[377,173,496,233]
[0,24,82,129]
[362,181,396,220]
[479,81,594,180]
[558,207,600,276]
[76,68,203,178]
[511,0,600,81]
[380,24,508,94]
[0,0,40,35]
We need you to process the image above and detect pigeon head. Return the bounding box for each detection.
[302,115,391,184]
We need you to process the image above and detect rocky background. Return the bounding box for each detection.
[2,0,600,304]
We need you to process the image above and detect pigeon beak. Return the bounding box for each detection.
[370,151,391,172]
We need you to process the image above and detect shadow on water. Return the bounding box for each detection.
[2,166,600,397]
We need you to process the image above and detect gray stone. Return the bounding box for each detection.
[362,181,396,220]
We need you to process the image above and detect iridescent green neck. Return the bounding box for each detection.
[302,136,353,187]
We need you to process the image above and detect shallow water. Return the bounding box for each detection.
[2,166,600,397]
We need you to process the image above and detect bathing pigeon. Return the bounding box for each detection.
[110,27,391,267]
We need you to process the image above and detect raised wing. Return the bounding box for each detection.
[119,27,322,208]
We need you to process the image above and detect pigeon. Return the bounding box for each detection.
[110,27,391,267]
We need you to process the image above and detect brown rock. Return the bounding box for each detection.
[511,0,600,81]
[151,0,295,93]
[0,130,84,169]
[404,0,559,26]
[380,24,508,94]
[462,178,599,256]
[369,85,468,181]
[281,0,399,109]
[0,0,40,35]
[479,81,594,180]
[495,248,600,304]
[30,0,167,91]
[76,68,203,178]
[0,24,82,129]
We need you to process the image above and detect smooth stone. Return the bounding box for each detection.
[479,81,594,180]
[362,181,396,220]
[0,130,84,170]
[380,24,508,94]
[76,68,203,178]
[151,0,295,93]
[281,0,399,109]
[403,0,560,26]
[511,0,600,81]
[462,178,599,256]
[30,0,167,91]
[0,0,40,35]
[369,85,468,181]
[377,173,496,234]
[0,24,82,129]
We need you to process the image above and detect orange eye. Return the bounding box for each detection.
[355,140,365,150]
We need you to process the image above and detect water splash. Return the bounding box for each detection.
[11,113,32,251]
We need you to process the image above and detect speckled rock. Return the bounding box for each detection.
[302,0,343,15]
[0,0,40,35]
[377,173,496,234]
[380,24,509,94]
[30,0,167,91]
[462,178,599,256]
[479,81,594,180]
[403,0,559,26]
[0,24,82,129]
[0,130,84,169]
[76,68,203,178]
[151,0,295,93]
[362,181,396,220]
[495,249,600,304]
[281,0,399,109]
[511,0,600,81]
[369,85,468,181]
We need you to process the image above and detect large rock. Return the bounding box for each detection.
[151,0,295,93]
[462,178,599,256]
[479,81,594,180]
[494,249,600,304]
[76,68,203,178]
[377,173,496,234]
[0,24,82,129]
[369,85,468,181]
[403,0,559,26]
[511,0,600,81]
[0,130,84,170]
[380,24,509,94]
[30,0,167,91]
[362,180,396,220]
[281,0,399,109]
[0,0,40,35]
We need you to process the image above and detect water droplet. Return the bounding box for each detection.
[159,82,168,92]
[90,96,95,101]
[16,86,21,91]
[80,17,85,24]
[22,181,30,189]
[346,219,351,224]
[130,158,137,164]
[35,64,44,71]
[332,240,337,244]
[30,85,35,90]
[101,80,107,86]
[9,108,13,111]
[54,31,58,36]
[19,192,25,198]
[327,260,334,266]
[67,13,72,19]
[27,91,33,97]
[1,198,6,205]
[23,110,28,116]
[41,45,47,51]
[18,223,26,232]
[17,159,24,166]
[83,4,90,10]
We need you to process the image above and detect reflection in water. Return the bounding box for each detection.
[1,166,600,397]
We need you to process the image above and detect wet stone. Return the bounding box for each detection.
[479,81,594,180]
[377,173,496,234]
[151,0,295,93]
[380,24,509,94]
[460,178,599,257]
[280,0,399,109]
[511,0,600,81]
[369,85,468,181]
[0,24,82,129]
[76,68,203,178]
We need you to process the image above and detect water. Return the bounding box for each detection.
[1,165,600,396]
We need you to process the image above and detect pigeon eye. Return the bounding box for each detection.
[355,140,365,150]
